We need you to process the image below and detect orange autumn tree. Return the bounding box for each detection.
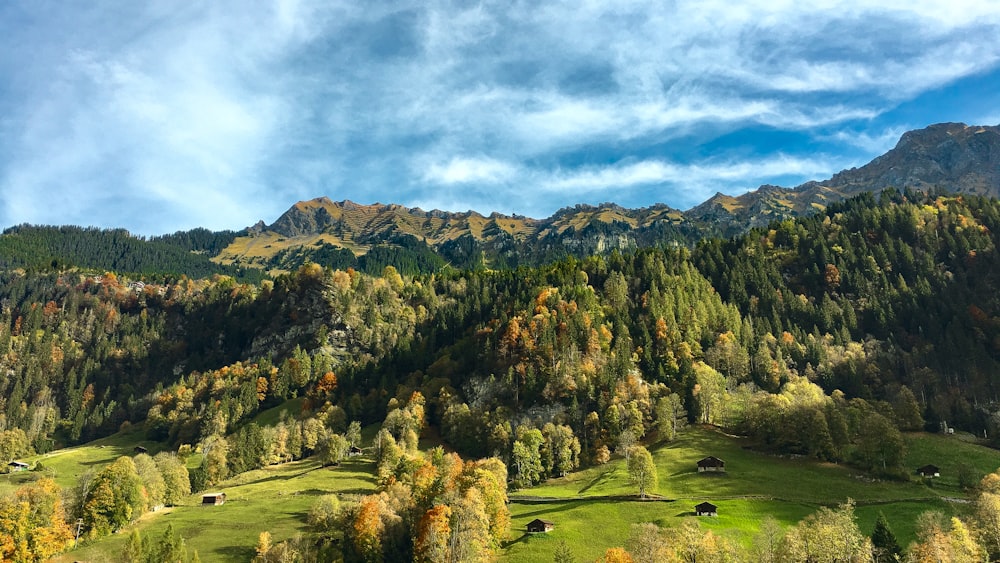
[413,504,451,563]
[352,496,385,561]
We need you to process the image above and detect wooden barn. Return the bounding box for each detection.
[916,464,941,478]
[697,456,725,473]
[201,492,227,506]
[7,461,28,472]
[134,445,148,454]
[526,519,555,533]
[695,502,718,517]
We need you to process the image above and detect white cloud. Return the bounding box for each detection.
[1,0,999,232]
[536,155,840,196]
[824,127,911,154]
[422,157,518,185]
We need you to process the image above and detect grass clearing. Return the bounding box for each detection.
[54,456,378,563]
[531,427,934,504]
[252,397,307,427]
[0,425,156,494]
[502,427,984,561]
[8,424,993,562]
[903,432,1000,494]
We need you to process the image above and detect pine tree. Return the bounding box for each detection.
[553,539,576,563]
[870,512,901,562]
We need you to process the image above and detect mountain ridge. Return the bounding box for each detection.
[213,122,1000,273]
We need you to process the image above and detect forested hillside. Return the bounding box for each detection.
[1,191,998,451]
[3,190,1000,561]
[0,225,260,280]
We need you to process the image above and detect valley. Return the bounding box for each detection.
[11,423,993,562]
[0,125,999,560]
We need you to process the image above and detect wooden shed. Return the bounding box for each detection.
[7,461,28,472]
[134,445,148,454]
[526,518,555,533]
[916,464,940,478]
[697,456,725,472]
[201,492,226,506]
[695,502,718,517]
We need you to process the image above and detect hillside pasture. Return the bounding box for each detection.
[11,424,995,562]
[55,456,377,563]
[903,431,1000,494]
[1,424,157,494]
[503,427,982,562]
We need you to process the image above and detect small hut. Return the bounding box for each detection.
[349,445,363,456]
[695,502,718,517]
[697,456,725,473]
[916,464,941,478]
[133,445,148,454]
[7,461,28,472]
[201,492,227,506]
[526,519,555,533]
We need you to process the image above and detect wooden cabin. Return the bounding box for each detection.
[526,518,555,533]
[7,461,28,472]
[697,456,725,472]
[201,492,227,506]
[916,464,941,478]
[695,502,718,517]
[133,445,148,454]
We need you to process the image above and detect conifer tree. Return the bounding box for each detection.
[870,512,901,562]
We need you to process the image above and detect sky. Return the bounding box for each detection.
[2,1,1000,235]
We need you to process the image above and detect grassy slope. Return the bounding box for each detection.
[503,426,998,563]
[6,424,995,563]
[0,425,157,495]
[54,457,377,563]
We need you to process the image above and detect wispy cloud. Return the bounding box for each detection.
[421,157,517,185]
[1,0,999,232]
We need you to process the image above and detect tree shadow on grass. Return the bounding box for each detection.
[501,533,531,548]
[578,468,617,495]
[213,544,256,562]
[233,466,321,487]
[515,500,598,520]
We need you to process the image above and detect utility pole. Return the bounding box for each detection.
[75,518,83,547]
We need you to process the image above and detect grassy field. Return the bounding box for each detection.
[5,423,994,562]
[501,426,997,562]
[524,426,978,503]
[54,456,377,563]
[903,431,1000,494]
[0,424,158,495]
[252,397,307,427]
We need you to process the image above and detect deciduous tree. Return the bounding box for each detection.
[627,446,657,498]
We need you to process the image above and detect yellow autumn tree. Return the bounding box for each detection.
[0,477,73,562]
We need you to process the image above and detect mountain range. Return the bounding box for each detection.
[0,122,996,278]
[211,122,1000,273]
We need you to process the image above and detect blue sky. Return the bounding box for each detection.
[2,1,999,235]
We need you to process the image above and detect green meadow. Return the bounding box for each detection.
[9,424,996,562]
[54,456,377,563]
[0,424,160,495]
[502,426,999,562]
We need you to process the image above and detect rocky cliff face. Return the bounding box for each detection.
[820,123,1000,196]
[682,123,1000,234]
